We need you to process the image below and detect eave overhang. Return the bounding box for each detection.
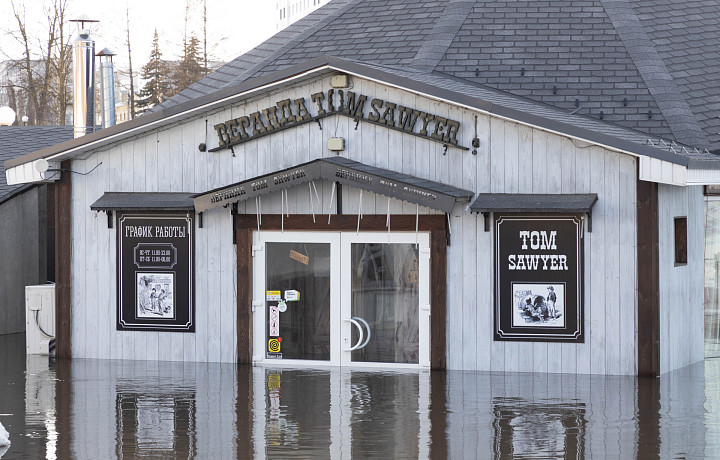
[6,56,720,187]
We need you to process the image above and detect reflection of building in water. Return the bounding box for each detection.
[264,372,299,447]
[25,356,58,460]
[493,399,585,459]
[115,390,196,457]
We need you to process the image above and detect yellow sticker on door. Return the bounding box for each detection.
[266,291,282,301]
[268,338,282,353]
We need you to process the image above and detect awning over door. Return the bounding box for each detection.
[468,193,598,231]
[90,192,196,211]
[468,193,598,214]
[193,157,474,214]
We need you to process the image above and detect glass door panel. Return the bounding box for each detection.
[253,232,341,366]
[253,231,428,368]
[349,242,420,364]
[265,242,331,361]
[341,233,430,368]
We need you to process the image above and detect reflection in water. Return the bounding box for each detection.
[2,333,720,458]
[116,390,196,458]
[492,398,586,459]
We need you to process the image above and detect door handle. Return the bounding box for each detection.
[343,317,372,351]
[343,318,364,351]
[354,317,371,350]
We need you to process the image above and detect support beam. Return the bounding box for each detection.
[637,176,659,376]
[55,160,72,359]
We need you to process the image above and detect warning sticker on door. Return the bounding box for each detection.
[269,305,280,336]
[266,291,281,301]
[268,338,282,353]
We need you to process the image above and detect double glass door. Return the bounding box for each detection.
[252,231,430,368]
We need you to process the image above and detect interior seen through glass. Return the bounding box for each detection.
[265,242,331,361]
[350,242,420,364]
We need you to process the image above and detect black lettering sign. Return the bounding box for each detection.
[211,90,467,152]
[118,213,194,332]
[494,215,583,342]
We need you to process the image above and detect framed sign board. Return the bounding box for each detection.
[117,212,195,332]
[494,214,584,342]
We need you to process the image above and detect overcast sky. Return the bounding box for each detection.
[1,0,278,72]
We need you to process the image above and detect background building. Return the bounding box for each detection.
[0,124,72,335]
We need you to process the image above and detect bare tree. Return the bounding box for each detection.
[5,0,72,125]
[126,6,135,119]
[203,0,208,76]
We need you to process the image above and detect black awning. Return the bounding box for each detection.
[90,192,196,211]
[468,193,598,214]
[193,157,474,214]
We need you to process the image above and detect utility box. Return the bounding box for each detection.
[25,284,56,356]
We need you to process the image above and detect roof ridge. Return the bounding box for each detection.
[240,0,363,82]
[411,0,475,73]
[601,0,709,149]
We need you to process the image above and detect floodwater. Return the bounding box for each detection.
[1,333,720,459]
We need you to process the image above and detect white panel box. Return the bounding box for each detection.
[25,284,56,355]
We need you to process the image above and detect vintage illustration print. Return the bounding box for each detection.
[136,273,175,319]
[512,282,565,328]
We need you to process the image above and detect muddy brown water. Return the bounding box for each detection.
[1,333,719,459]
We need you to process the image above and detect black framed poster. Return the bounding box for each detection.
[117,212,195,332]
[494,214,583,342]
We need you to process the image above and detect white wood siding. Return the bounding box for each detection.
[70,75,643,374]
[658,184,705,373]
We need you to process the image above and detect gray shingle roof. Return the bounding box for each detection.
[156,0,720,153]
[0,126,73,200]
[7,57,710,171]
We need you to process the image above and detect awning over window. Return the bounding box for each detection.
[193,157,474,214]
[468,193,598,231]
[90,192,196,211]
[468,193,598,214]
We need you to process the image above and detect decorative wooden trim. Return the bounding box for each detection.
[637,175,659,377]
[55,160,72,359]
[235,213,448,369]
[235,214,445,232]
[430,227,447,370]
[236,227,253,364]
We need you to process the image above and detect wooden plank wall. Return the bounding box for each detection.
[657,184,705,373]
[70,76,639,373]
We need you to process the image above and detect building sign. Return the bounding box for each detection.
[193,158,460,213]
[117,213,194,332]
[211,89,467,152]
[494,214,583,342]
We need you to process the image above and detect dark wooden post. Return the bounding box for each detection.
[236,225,253,364]
[55,160,72,359]
[637,175,659,377]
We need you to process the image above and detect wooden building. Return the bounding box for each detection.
[6,1,720,376]
[0,126,72,335]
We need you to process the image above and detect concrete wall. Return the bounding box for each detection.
[0,186,47,335]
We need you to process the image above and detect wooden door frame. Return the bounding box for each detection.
[235,214,448,369]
